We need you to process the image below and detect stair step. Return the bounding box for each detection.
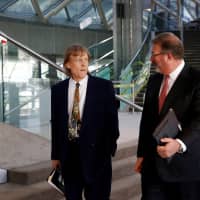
[111,174,141,200]
[8,161,51,185]
[184,53,200,55]
[0,181,63,200]
[184,58,200,61]
[112,156,136,181]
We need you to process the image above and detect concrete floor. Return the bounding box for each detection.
[118,111,141,143]
[0,111,141,171]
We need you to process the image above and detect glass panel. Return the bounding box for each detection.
[101,0,112,21]
[0,42,4,121]
[184,0,197,20]
[89,37,113,59]
[37,0,63,12]
[50,8,68,21]
[118,11,152,111]
[67,0,92,19]
[79,7,100,25]
[0,0,15,10]
[5,0,35,17]
[88,36,113,80]
[0,37,65,139]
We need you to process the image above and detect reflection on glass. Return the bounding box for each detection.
[38,0,60,12]
[67,0,92,20]
[5,0,35,17]
[0,39,65,139]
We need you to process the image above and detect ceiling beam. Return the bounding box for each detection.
[44,0,73,20]
[31,0,46,22]
[92,0,109,29]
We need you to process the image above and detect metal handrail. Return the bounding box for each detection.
[88,36,113,49]
[115,94,143,111]
[4,88,49,117]
[0,31,65,73]
[0,30,143,114]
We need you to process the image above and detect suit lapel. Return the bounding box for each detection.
[149,74,163,114]
[80,76,94,130]
[63,79,69,120]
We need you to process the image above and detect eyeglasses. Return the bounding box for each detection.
[151,52,167,57]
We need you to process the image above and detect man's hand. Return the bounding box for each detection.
[134,157,144,173]
[157,138,180,158]
[52,160,61,169]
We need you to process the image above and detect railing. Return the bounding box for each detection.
[0,30,143,140]
[0,31,66,139]
[88,37,113,79]
[115,94,143,111]
[0,31,65,74]
[88,36,113,60]
[118,9,152,110]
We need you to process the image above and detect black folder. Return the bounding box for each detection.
[47,168,65,195]
[153,108,182,145]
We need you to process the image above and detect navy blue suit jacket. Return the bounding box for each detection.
[137,66,200,182]
[51,75,119,183]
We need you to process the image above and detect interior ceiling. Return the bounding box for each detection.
[0,0,113,30]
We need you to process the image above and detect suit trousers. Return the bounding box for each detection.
[63,141,112,200]
[141,173,200,200]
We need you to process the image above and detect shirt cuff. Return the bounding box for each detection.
[176,139,187,153]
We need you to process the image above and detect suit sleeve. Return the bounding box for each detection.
[51,85,61,160]
[180,81,200,147]
[106,81,120,156]
[137,75,157,157]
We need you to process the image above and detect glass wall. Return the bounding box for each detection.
[0,36,65,139]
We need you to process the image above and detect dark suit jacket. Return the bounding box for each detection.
[51,75,119,183]
[137,66,200,182]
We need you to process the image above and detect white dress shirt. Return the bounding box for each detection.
[68,75,88,121]
[160,60,185,95]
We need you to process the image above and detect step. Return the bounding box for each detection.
[0,175,141,200]
[112,156,136,181]
[0,181,63,200]
[184,53,200,55]
[8,140,138,185]
[111,174,141,200]
[8,161,51,185]
[184,58,200,61]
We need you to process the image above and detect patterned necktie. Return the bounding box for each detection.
[159,75,169,113]
[68,82,81,140]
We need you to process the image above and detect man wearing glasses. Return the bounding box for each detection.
[134,32,200,200]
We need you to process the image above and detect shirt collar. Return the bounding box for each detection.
[69,75,88,87]
[169,60,185,81]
